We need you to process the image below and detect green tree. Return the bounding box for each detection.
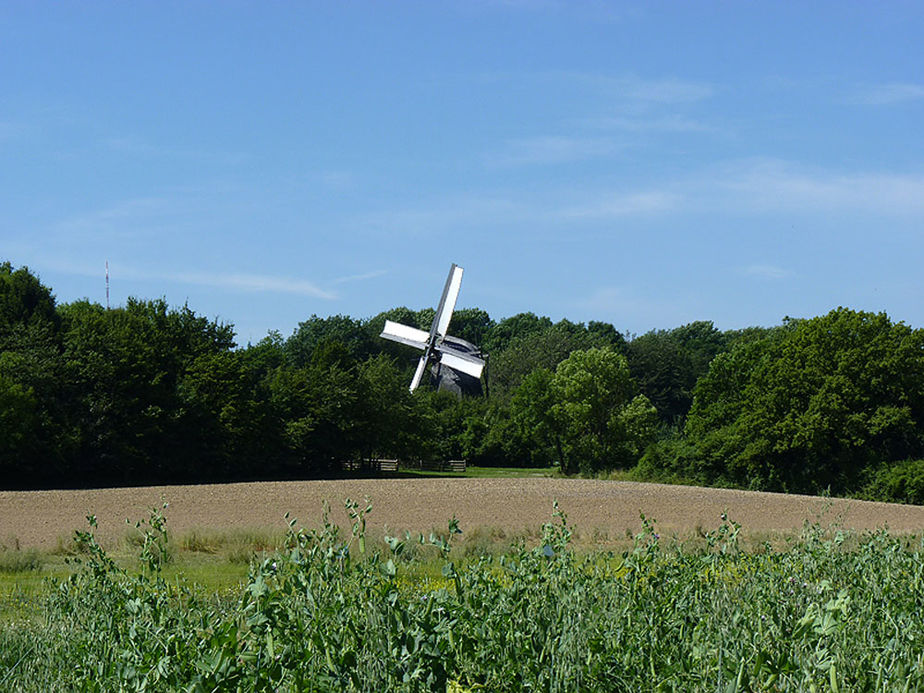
[626,321,728,425]
[489,321,617,401]
[268,358,365,475]
[0,263,68,485]
[482,312,553,354]
[285,314,375,368]
[550,347,657,474]
[0,261,59,338]
[0,375,39,474]
[354,354,426,461]
[626,332,694,425]
[59,298,235,484]
[446,307,494,347]
[504,367,561,467]
[685,308,924,493]
[177,350,277,479]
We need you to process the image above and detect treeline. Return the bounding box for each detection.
[2,261,923,503]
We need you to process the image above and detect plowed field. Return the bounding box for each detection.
[3,478,924,550]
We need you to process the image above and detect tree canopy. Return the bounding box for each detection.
[684,308,924,494]
[2,261,923,505]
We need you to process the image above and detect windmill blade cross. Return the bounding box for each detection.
[378,263,485,393]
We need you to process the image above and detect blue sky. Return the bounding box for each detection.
[2,1,922,345]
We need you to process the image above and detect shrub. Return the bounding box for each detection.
[861,459,924,505]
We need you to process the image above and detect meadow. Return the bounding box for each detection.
[1,485,923,691]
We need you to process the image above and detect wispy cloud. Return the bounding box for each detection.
[0,120,28,141]
[356,159,923,244]
[575,286,685,330]
[53,197,176,239]
[488,135,625,166]
[171,271,337,299]
[618,77,714,104]
[703,159,924,217]
[358,196,528,235]
[482,73,716,168]
[78,197,167,222]
[319,170,354,189]
[555,191,679,219]
[738,264,793,280]
[558,72,715,105]
[28,258,337,300]
[332,269,387,285]
[580,114,713,133]
[104,135,246,165]
[466,0,627,22]
[852,82,924,106]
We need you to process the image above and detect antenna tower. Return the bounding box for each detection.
[105,261,110,310]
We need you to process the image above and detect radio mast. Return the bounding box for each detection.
[105,261,110,310]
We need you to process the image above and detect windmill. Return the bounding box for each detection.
[380,263,486,393]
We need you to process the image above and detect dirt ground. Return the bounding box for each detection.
[3,478,924,550]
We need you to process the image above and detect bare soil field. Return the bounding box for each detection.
[2,478,924,550]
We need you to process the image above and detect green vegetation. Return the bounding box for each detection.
[639,309,924,497]
[3,260,924,504]
[2,505,923,691]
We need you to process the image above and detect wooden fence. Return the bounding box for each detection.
[342,459,466,473]
[404,459,467,473]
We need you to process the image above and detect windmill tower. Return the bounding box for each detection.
[380,264,486,394]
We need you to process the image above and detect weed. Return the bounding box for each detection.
[0,547,42,574]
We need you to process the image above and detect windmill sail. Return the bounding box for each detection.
[380,320,429,350]
[380,263,486,393]
[435,264,463,338]
[410,355,429,391]
[440,350,484,379]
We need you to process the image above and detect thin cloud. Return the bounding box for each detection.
[693,159,924,217]
[0,120,28,141]
[172,271,337,299]
[620,77,714,104]
[332,269,387,285]
[575,286,685,329]
[53,197,174,235]
[358,159,923,243]
[739,264,793,280]
[555,191,679,219]
[105,135,246,165]
[67,197,168,223]
[31,259,337,300]
[319,171,354,189]
[488,135,625,166]
[556,72,715,105]
[358,196,528,235]
[852,82,924,106]
[581,114,713,133]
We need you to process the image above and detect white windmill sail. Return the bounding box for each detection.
[410,355,429,391]
[380,263,486,392]
[440,350,485,379]
[436,264,463,338]
[380,320,429,350]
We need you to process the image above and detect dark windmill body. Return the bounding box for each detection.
[380,264,487,396]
